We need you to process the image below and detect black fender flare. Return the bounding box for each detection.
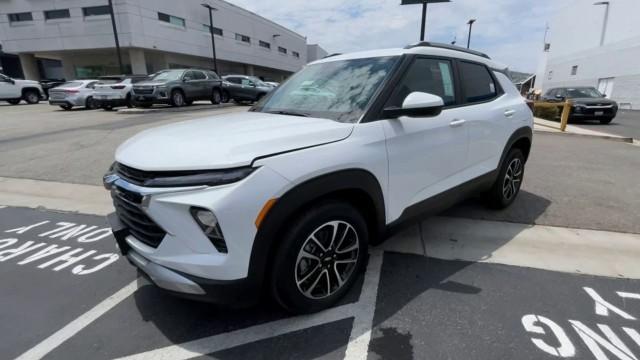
[247,169,386,290]
[499,126,533,167]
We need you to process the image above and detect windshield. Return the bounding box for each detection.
[150,70,184,82]
[254,56,399,123]
[566,87,603,98]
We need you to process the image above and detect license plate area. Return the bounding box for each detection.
[595,111,604,116]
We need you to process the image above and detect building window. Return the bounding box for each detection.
[278,47,287,54]
[236,33,250,43]
[548,71,553,80]
[44,9,71,20]
[158,12,185,27]
[292,51,300,58]
[8,12,33,22]
[203,25,223,36]
[571,65,578,76]
[83,6,111,17]
[259,41,271,49]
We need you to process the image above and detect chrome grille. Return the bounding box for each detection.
[111,186,166,248]
[133,86,154,95]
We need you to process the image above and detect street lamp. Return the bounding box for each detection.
[466,19,476,49]
[201,3,219,73]
[107,0,125,74]
[400,0,451,41]
[593,1,610,47]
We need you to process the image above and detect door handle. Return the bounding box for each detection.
[449,119,466,127]
[504,109,516,117]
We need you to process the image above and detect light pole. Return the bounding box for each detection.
[593,1,610,47]
[201,3,218,73]
[400,0,451,41]
[466,19,476,49]
[107,0,124,74]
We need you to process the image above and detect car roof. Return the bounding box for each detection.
[310,43,507,71]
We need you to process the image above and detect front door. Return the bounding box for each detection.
[0,75,18,98]
[382,57,469,218]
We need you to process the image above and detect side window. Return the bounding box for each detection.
[241,78,254,86]
[227,77,240,84]
[459,61,497,103]
[86,81,97,89]
[183,71,195,80]
[192,71,207,80]
[545,89,555,98]
[208,71,220,80]
[386,58,456,107]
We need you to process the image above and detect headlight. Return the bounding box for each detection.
[190,207,227,253]
[138,166,255,188]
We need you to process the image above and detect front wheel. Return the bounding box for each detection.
[85,97,98,110]
[170,90,185,107]
[485,148,525,209]
[23,90,40,104]
[221,90,230,103]
[211,89,222,105]
[271,201,368,314]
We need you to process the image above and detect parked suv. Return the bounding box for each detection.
[93,75,148,110]
[542,86,618,124]
[132,69,223,107]
[104,43,533,313]
[0,73,44,105]
[222,75,273,103]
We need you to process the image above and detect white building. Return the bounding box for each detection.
[307,44,328,63]
[535,0,640,109]
[0,0,316,81]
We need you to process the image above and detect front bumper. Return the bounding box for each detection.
[571,106,617,120]
[132,87,170,105]
[104,166,289,304]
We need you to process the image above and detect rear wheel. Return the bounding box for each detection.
[60,105,73,111]
[170,90,185,107]
[125,94,133,108]
[7,99,21,105]
[271,201,368,314]
[211,88,222,105]
[23,90,40,104]
[221,90,230,103]
[85,97,98,110]
[485,148,525,209]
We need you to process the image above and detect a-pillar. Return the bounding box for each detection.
[129,48,148,74]
[18,53,40,80]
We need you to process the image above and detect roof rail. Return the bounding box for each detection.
[323,53,343,59]
[404,41,491,59]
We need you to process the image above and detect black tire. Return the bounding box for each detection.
[7,99,21,105]
[60,105,73,111]
[170,90,185,107]
[600,118,613,124]
[85,97,98,110]
[221,90,230,103]
[270,201,368,314]
[125,93,133,108]
[211,88,222,105]
[485,148,525,209]
[23,90,40,104]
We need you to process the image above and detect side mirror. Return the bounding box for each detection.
[602,94,607,98]
[383,92,445,118]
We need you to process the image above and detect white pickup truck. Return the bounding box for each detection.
[0,73,44,105]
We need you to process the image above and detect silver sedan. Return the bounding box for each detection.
[48,80,99,110]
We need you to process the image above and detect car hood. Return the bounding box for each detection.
[17,79,41,86]
[571,98,617,106]
[115,112,354,171]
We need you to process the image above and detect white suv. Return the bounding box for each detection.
[104,43,533,313]
[0,73,44,105]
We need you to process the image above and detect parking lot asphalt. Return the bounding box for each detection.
[2,207,639,360]
[570,110,640,140]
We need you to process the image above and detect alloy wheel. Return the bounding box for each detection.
[295,220,359,300]
[502,158,523,201]
[173,92,185,107]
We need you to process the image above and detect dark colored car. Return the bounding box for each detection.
[131,69,223,108]
[221,75,273,103]
[542,87,618,124]
[39,78,66,98]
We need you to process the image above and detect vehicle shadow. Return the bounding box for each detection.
[129,190,551,358]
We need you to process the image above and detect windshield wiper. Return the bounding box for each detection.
[265,110,310,117]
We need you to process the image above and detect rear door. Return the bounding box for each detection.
[382,56,469,217]
[457,61,511,173]
[191,70,209,99]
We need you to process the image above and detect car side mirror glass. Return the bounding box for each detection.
[383,92,445,118]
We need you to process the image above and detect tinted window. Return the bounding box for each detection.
[9,12,33,22]
[158,12,185,27]
[236,34,250,43]
[192,71,207,80]
[387,58,456,107]
[207,71,220,80]
[83,6,110,17]
[226,77,241,84]
[278,47,287,54]
[241,78,254,86]
[259,41,271,49]
[44,9,70,20]
[459,61,497,103]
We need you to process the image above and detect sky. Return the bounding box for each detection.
[229,0,568,73]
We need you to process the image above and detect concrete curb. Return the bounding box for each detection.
[116,102,240,115]
[534,129,634,143]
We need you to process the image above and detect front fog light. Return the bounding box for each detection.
[190,207,227,253]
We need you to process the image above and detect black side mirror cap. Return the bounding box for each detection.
[382,105,443,119]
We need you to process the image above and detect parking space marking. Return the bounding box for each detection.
[344,249,384,360]
[115,250,385,360]
[15,280,138,360]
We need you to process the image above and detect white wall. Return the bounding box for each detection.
[0,0,308,73]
